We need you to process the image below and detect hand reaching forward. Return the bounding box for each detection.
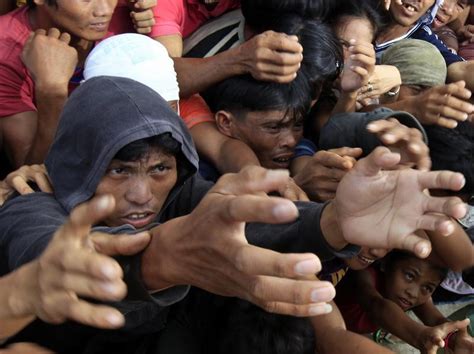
[9,195,150,329]
[417,319,471,354]
[142,167,336,317]
[335,147,467,258]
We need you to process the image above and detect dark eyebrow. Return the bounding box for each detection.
[406,266,421,277]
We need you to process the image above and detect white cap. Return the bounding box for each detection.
[84,34,179,102]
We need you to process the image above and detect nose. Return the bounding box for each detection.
[441,1,455,15]
[93,0,116,18]
[125,177,153,206]
[280,129,299,149]
[405,284,419,300]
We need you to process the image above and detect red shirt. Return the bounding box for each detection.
[335,267,381,334]
[150,0,240,39]
[0,4,133,118]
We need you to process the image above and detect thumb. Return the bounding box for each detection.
[398,233,432,259]
[353,146,401,177]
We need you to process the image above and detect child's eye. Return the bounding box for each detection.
[422,285,434,294]
[404,272,414,281]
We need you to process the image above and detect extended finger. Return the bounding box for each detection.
[250,275,335,306]
[58,297,125,329]
[52,245,123,280]
[397,233,432,258]
[328,147,363,159]
[48,269,126,301]
[133,18,155,28]
[254,59,301,77]
[259,31,303,54]
[10,175,34,195]
[133,0,157,10]
[59,32,71,44]
[259,301,333,317]
[417,171,466,194]
[61,195,116,239]
[354,147,400,177]
[91,231,151,256]
[314,151,354,170]
[224,194,298,224]
[233,245,322,278]
[417,214,460,237]
[33,172,54,193]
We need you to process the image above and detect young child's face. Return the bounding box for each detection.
[383,257,443,311]
[432,0,470,29]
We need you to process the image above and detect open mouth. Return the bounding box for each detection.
[89,22,109,32]
[121,212,156,228]
[357,255,375,266]
[397,297,413,310]
[401,1,419,13]
[272,155,293,168]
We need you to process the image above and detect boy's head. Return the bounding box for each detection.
[95,133,182,228]
[382,251,448,310]
[432,0,473,29]
[388,0,438,27]
[27,0,117,41]
[208,72,311,169]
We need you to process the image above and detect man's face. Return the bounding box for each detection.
[229,110,304,169]
[389,0,436,26]
[432,0,470,29]
[39,0,118,41]
[384,257,442,311]
[95,148,178,228]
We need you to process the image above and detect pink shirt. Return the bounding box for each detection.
[0,4,133,118]
[150,0,240,39]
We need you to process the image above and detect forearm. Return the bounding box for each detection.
[0,263,36,339]
[427,220,474,272]
[332,91,358,114]
[315,327,394,354]
[448,61,474,91]
[217,138,260,173]
[320,202,349,251]
[368,297,426,348]
[25,84,68,164]
[173,47,245,98]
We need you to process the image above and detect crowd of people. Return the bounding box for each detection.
[0,0,473,353]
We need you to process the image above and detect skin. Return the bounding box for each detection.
[95,148,178,229]
[216,109,304,170]
[432,0,470,29]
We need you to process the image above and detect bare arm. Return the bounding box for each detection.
[412,297,448,327]
[190,122,260,174]
[174,31,303,98]
[427,221,474,272]
[448,61,474,92]
[154,34,183,57]
[311,301,394,354]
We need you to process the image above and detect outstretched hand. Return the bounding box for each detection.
[11,195,150,329]
[335,147,467,258]
[417,319,471,354]
[143,167,336,317]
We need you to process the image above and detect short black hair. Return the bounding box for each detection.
[327,0,389,40]
[241,0,335,32]
[113,133,193,185]
[206,67,312,123]
[384,250,448,282]
[425,121,474,195]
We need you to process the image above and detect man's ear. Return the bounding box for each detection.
[215,110,236,138]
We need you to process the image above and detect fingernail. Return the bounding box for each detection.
[294,259,320,275]
[367,123,376,130]
[349,39,356,44]
[101,264,118,279]
[272,203,296,219]
[311,287,335,302]
[417,244,430,258]
[105,312,124,326]
[383,134,395,143]
[101,282,120,295]
[309,303,333,316]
